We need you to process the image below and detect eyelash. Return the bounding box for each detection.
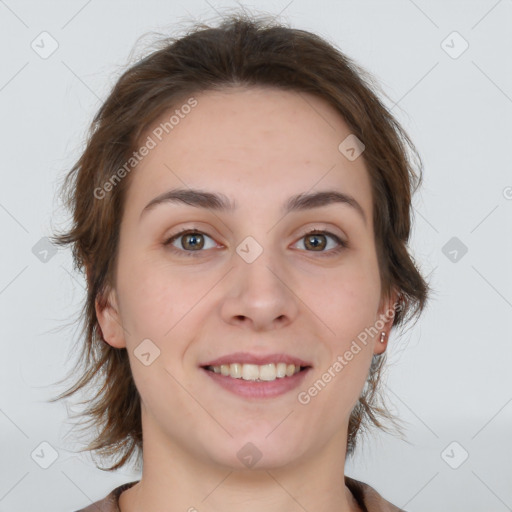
[162,227,348,258]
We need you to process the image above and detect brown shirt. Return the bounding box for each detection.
[74,476,407,512]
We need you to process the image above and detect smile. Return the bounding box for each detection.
[205,362,306,382]
[201,364,311,399]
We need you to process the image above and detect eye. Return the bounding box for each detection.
[163,228,218,257]
[163,227,348,258]
[293,229,348,256]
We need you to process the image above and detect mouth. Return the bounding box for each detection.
[199,353,312,399]
[201,362,310,382]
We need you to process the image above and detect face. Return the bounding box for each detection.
[97,87,397,471]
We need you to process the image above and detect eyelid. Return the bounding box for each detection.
[295,228,348,255]
[297,224,346,241]
[163,227,219,256]
[163,225,348,257]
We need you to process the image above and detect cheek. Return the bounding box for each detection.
[116,254,217,345]
[115,255,176,339]
[309,259,381,396]
[116,231,381,342]
[313,261,381,334]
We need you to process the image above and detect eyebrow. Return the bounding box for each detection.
[140,187,367,225]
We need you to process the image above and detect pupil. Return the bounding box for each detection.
[307,234,324,250]
[186,234,203,249]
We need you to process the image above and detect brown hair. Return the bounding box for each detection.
[50,11,429,471]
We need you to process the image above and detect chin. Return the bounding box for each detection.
[207,433,307,472]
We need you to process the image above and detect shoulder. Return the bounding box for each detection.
[73,481,139,512]
[345,475,407,512]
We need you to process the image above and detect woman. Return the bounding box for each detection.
[52,12,429,512]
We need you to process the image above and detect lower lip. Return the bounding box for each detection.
[201,367,311,399]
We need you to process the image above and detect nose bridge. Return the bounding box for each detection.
[221,233,298,329]
[235,234,287,300]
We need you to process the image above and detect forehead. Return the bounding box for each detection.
[125,87,373,222]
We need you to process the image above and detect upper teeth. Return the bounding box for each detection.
[208,363,302,381]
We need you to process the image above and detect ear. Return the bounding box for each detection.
[95,287,127,349]
[373,288,401,356]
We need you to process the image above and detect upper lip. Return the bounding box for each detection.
[201,352,312,367]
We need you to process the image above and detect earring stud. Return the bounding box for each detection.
[380,332,386,343]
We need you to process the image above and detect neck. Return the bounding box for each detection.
[119,417,359,512]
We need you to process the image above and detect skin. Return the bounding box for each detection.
[96,87,398,512]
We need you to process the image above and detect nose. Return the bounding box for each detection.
[220,249,299,332]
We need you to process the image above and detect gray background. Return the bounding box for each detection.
[1,0,511,511]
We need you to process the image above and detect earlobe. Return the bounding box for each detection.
[95,288,127,349]
[374,288,400,355]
